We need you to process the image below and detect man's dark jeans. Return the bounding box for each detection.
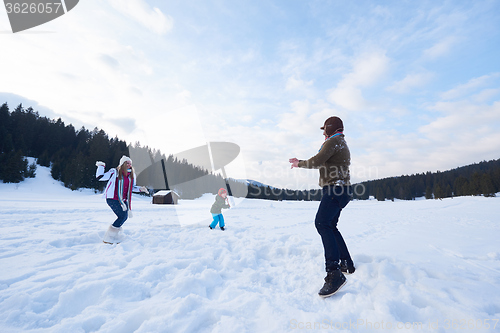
[107,199,128,228]
[315,185,353,272]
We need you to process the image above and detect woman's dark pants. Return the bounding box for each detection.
[315,186,353,272]
[107,199,128,228]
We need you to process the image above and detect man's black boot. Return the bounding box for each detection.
[318,269,347,298]
[340,259,355,275]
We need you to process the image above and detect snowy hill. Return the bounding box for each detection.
[1,164,500,332]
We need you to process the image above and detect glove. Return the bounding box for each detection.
[96,161,106,167]
[124,201,133,218]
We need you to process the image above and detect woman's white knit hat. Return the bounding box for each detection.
[119,155,132,167]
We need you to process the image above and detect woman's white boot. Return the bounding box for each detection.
[103,225,125,244]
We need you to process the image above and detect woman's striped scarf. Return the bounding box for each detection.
[117,173,133,211]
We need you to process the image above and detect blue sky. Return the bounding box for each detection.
[1,0,500,189]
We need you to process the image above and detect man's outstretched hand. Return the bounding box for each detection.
[289,158,299,169]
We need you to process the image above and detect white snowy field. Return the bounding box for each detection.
[1,165,500,333]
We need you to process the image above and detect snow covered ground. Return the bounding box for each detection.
[1,164,499,333]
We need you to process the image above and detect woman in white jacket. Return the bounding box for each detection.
[96,155,147,244]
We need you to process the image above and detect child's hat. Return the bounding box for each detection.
[119,155,132,167]
[218,188,227,196]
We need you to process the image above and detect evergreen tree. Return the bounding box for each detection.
[385,186,394,201]
[0,151,28,183]
[434,184,444,200]
[25,161,37,178]
[425,186,433,199]
[376,186,385,201]
[0,103,11,154]
[445,184,453,198]
[481,173,496,197]
[38,151,51,167]
[454,176,468,196]
[469,172,482,196]
[493,169,500,193]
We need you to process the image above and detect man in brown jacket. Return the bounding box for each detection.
[289,116,355,298]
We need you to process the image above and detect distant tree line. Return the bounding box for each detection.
[354,159,500,201]
[245,159,500,202]
[0,102,130,189]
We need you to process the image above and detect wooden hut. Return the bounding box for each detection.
[152,190,179,205]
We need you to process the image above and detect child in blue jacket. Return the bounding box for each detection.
[209,188,230,230]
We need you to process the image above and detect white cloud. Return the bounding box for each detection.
[422,37,457,59]
[471,88,500,103]
[328,51,390,111]
[440,73,500,100]
[417,100,500,166]
[98,53,120,69]
[328,86,366,111]
[387,72,434,94]
[108,0,173,35]
[277,100,336,136]
[285,76,313,92]
[345,52,390,86]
